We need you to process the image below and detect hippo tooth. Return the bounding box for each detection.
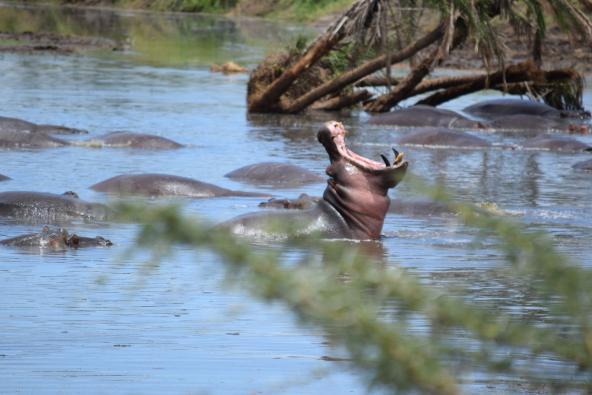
[394,152,404,165]
[380,154,391,167]
[392,147,399,159]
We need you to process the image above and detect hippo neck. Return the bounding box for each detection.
[322,183,390,240]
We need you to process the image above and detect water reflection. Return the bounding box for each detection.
[0,1,313,66]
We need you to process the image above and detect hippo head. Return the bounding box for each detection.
[318,121,408,239]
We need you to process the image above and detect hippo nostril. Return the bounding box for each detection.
[380,154,391,167]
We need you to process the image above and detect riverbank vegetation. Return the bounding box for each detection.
[248,0,592,114]
[57,0,352,21]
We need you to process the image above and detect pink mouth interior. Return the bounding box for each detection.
[327,121,403,171]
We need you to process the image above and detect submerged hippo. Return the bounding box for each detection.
[258,194,320,210]
[522,135,592,152]
[80,131,183,149]
[463,99,562,119]
[389,199,456,217]
[0,115,87,135]
[91,174,269,198]
[368,105,484,129]
[0,129,70,148]
[221,121,408,240]
[394,128,491,149]
[225,162,324,187]
[0,191,110,223]
[0,174,10,181]
[573,159,592,171]
[0,226,112,250]
[487,114,579,133]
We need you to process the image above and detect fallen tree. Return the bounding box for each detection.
[246,0,591,113]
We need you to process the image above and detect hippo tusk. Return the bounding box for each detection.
[392,147,399,162]
[380,154,391,167]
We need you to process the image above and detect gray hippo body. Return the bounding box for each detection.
[395,128,491,148]
[522,135,592,152]
[463,100,590,133]
[573,159,592,171]
[389,199,456,217]
[222,121,408,240]
[0,129,70,148]
[0,174,10,181]
[368,105,483,129]
[488,114,574,133]
[84,131,183,149]
[258,194,319,210]
[0,115,87,135]
[0,226,112,250]
[91,173,269,198]
[259,195,455,218]
[0,191,110,223]
[463,99,561,119]
[225,162,324,187]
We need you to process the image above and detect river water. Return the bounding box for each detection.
[0,2,591,394]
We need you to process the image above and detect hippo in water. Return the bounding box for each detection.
[0,115,87,135]
[522,135,592,152]
[258,194,456,218]
[0,226,112,250]
[368,105,484,129]
[80,131,184,149]
[463,98,562,119]
[0,174,10,181]
[0,129,70,148]
[394,128,491,149]
[462,99,590,133]
[573,159,592,171]
[225,162,324,187]
[221,121,408,240]
[0,191,110,223]
[487,114,583,133]
[258,194,320,210]
[91,174,269,198]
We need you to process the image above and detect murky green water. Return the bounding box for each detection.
[0,2,591,393]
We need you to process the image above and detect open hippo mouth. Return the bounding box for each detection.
[318,121,408,239]
[318,121,408,180]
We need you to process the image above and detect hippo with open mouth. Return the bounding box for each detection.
[222,121,408,240]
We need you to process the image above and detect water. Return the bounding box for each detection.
[0,2,591,393]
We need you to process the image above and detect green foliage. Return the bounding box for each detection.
[145,0,239,13]
[117,172,592,393]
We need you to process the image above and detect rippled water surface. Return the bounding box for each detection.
[1,2,591,393]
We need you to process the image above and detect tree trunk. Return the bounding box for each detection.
[281,21,447,114]
[310,90,372,111]
[415,61,580,106]
[248,0,377,113]
[364,16,468,112]
[364,46,440,112]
